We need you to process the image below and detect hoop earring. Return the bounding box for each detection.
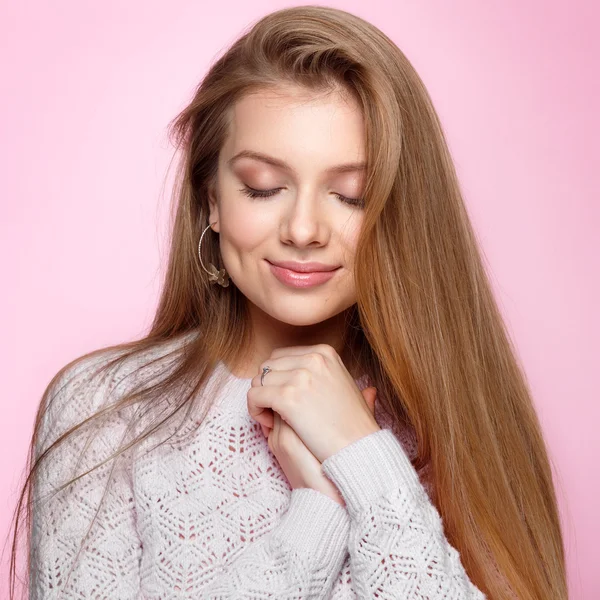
[198,223,230,287]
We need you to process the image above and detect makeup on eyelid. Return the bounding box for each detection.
[239,185,364,208]
[235,174,365,207]
[231,163,365,207]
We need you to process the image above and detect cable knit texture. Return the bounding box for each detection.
[30,336,486,599]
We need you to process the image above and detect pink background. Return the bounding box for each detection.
[1,1,597,597]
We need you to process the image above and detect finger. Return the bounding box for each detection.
[250,364,291,389]
[270,410,282,449]
[268,344,341,366]
[249,354,299,388]
[250,352,326,387]
[361,387,377,415]
[256,407,275,429]
[247,387,276,428]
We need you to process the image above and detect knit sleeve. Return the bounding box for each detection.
[321,427,486,599]
[30,355,142,599]
[201,486,350,599]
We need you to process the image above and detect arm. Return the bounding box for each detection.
[32,354,351,600]
[30,355,142,599]
[201,487,350,599]
[321,427,486,600]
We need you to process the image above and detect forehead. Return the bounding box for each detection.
[221,85,366,174]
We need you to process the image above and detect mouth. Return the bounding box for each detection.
[265,260,341,289]
[266,259,341,273]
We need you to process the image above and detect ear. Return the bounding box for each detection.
[207,182,220,233]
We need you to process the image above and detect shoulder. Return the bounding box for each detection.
[36,332,195,458]
[37,349,124,452]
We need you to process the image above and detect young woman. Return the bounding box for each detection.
[10,5,567,599]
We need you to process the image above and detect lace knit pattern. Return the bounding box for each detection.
[30,336,486,599]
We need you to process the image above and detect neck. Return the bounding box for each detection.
[227,302,359,380]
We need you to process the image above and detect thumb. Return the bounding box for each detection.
[361,386,377,416]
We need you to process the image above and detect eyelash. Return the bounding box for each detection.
[239,185,364,208]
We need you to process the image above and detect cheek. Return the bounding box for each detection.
[219,176,276,230]
[338,216,363,264]
[219,200,272,254]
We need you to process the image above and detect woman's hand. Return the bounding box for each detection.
[259,385,378,506]
[247,344,381,463]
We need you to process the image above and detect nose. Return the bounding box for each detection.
[280,187,330,248]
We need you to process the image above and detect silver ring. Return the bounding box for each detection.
[260,366,271,386]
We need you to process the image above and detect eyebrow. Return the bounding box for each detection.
[227,150,367,175]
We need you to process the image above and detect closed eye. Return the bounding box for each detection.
[239,185,364,208]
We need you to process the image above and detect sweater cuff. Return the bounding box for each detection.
[321,428,421,517]
[273,487,350,562]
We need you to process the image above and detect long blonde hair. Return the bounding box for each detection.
[8,6,567,599]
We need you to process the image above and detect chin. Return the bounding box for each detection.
[270,309,335,327]
[293,316,335,327]
[264,298,355,327]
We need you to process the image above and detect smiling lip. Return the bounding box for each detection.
[268,260,340,272]
[266,260,341,288]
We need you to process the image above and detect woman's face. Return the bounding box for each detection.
[208,84,366,327]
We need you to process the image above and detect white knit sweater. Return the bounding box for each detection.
[30,335,486,599]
